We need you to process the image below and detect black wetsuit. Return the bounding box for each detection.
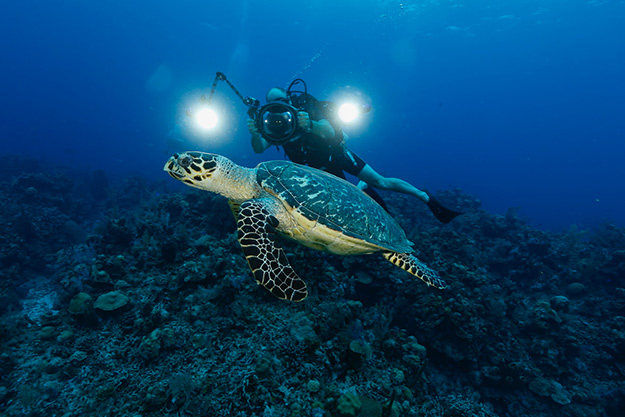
[281,94,389,211]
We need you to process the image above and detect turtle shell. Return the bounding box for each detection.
[256,161,413,254]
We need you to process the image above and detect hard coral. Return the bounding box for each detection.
[94,290,129,312]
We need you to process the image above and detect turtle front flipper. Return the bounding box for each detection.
[228,199,241,220]
[383,252,446,289]
[237,199,308,302]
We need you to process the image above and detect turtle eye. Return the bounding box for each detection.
[178,154,192,168]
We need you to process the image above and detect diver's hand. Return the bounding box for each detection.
[297,111,312,132]
[247,118,258,134]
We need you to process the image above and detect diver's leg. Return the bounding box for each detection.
[357,164,429,203]
[358,164,463,223]
[336,147,390,211]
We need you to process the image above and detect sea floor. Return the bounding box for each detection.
[1,155,624,416]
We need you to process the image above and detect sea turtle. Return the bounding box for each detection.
[164,151,446,302]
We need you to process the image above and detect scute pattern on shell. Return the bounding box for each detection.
[256,161,413,254]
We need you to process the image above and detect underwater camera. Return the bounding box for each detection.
[251,79,313,145]
[255,101,300,145]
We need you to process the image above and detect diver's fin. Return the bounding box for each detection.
[426,193,464,224]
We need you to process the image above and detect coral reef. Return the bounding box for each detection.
[0,155,624,416]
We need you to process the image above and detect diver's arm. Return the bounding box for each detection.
[310,119,335,140]
[251,132,271,153]
[248,118,271,153]
[298,112,335,140]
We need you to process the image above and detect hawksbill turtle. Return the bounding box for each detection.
[164,151,446,301]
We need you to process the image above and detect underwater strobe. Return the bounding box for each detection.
[194,107,218,130]
[189,72,260,133]
[338,102,371,123]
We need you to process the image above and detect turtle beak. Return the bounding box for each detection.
[163,154,186,180]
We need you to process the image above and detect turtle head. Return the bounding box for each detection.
[164,151,258,200]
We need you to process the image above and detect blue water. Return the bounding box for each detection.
[1,0,624,231]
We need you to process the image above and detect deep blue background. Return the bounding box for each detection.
[1,0,624,231]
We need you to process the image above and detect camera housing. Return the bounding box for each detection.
[255,101,302,145]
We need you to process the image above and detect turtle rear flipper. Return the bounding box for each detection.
[383,252,446,289]
[237,199,308,301]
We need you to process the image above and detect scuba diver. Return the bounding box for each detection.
[247,80,463,223]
